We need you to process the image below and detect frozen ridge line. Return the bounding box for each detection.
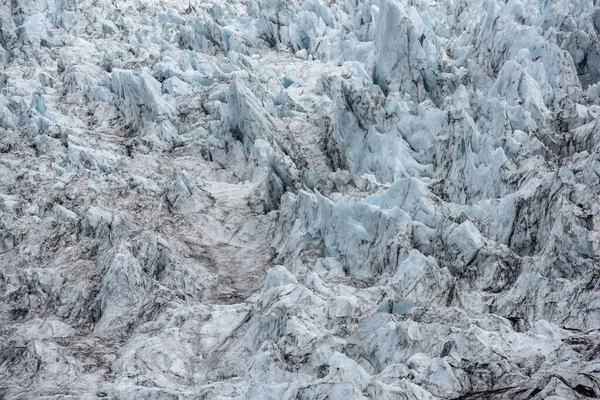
[1,0,600,398]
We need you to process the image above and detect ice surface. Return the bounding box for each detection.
[1,0,600,398]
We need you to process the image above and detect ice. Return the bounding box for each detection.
[0,226,15,254]
[446,220,485,273]
[1,0,600,398]
[373,0,428,99]
[262,265,298,291]
[110,68,176,129]
[166,173,212,213]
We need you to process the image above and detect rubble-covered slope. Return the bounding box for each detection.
[1,0,600,398]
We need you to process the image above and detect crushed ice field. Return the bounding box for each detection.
[1,0,600,398]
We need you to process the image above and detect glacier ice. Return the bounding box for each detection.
[1,0,600,398]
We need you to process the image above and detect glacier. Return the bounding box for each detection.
[1,0,600,398]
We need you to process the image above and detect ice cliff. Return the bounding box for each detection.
[1,0,600,398]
